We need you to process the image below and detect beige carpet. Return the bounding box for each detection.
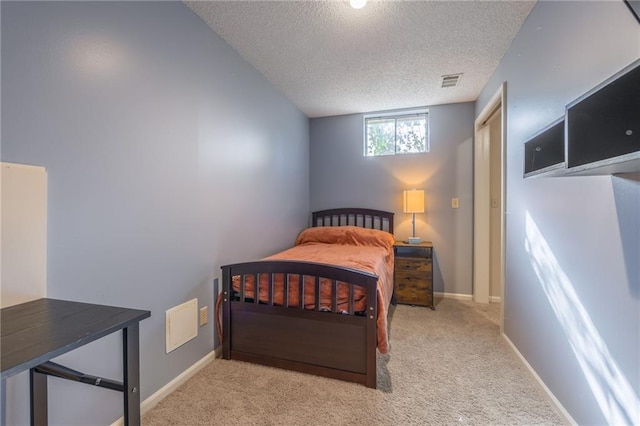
[143,299,566,425]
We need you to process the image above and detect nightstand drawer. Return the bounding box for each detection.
[395,258,432,274]
[394,271,432,306]
[395,282,431,306]
[395,246,432,259]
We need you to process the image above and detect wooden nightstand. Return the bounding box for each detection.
[393,241,434,309]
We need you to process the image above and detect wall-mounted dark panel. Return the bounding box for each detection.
[566,59,640,174]
[524,118,565,178]
[624,0,640,23]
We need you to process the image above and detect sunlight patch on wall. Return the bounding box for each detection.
[524,211,639,425]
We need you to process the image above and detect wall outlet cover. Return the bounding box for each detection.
[199,306,208,326]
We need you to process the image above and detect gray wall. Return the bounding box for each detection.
[310,103,475,296]
[476,2,639,424]
[1,2,309,424]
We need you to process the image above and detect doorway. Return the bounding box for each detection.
[473,83,506,333]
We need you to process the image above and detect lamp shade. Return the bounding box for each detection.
[403,189,425,214]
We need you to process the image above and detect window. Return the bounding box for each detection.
[364,110,429,156]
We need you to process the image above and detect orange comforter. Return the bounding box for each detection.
[232,226,395,354]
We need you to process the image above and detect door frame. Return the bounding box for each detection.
[473,83,506,333]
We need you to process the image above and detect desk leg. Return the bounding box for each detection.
[122,323,141,426]
[29,368,47,426]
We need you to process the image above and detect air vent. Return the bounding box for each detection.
[441,73,462,88]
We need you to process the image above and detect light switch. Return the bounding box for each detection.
[451,197,459,209]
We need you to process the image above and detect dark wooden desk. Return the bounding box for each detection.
[1,298,150,425]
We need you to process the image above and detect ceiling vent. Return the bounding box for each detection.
[441,74,462,88]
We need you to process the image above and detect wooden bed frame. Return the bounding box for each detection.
[221,208,394,389]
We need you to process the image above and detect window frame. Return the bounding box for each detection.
[363,109,430,157]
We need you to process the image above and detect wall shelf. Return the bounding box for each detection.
[524,58,640,178]
[523,118,565,178]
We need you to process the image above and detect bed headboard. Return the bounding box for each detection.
[311,208,394,234]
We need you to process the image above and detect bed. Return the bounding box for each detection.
[220,208,395,389]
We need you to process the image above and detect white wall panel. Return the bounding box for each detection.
[1,162,47,308]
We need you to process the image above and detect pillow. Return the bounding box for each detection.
[295,226,395,252]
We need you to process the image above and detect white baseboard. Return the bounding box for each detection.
[502,334,576,426]
[434,292,502,303]
[110,347,221,426]
[435,292,472,301]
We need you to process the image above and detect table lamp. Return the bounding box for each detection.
[403,189,424,244]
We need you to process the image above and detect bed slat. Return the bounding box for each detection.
[349,285,355,315]
[254,273,259,304]
[240,274,246,302]
[284,274,290,308]
[331,280,338,313]
[298,274,304,309]
[268,273,274,306]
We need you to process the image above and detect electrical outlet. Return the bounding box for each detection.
[451,197,459,209]
[199,306,208,326]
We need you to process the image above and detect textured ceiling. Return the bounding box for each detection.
[185,1,536,118]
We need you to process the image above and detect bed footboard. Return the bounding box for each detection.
[221,260,379,388]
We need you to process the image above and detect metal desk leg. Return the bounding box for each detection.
[29,368,47,426]
[122,323,141,426]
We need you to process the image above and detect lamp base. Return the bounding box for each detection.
[407,237,422,244]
